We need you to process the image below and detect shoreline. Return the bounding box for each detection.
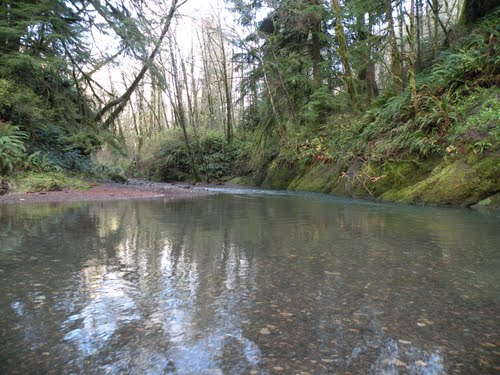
[0,180,213,204]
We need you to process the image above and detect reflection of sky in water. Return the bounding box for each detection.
[156,240,262,373]
[0,196,498,373]
[57,228,262,373]
[63,271,141,356]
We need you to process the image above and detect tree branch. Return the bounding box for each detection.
[94,0,180,128]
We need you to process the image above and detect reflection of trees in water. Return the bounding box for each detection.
[0,196,498,373]
[0,202,128,372]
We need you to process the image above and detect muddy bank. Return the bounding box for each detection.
[0,179,212,204]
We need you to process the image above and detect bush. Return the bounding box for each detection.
[0,121,28,174]
[135,130,243,182]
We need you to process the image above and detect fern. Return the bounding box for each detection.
[0,122,28,173]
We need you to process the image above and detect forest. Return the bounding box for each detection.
[0,0,499,207]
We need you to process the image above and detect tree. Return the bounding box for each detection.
[331,0,360,112]
[93,0,181,128]
[459,0,497,24]
[168,38,201,182]
[407,0,418,112]
[384,0,403,93]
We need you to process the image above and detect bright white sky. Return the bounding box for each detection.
[92,0,268,97]
[92,0,229,90]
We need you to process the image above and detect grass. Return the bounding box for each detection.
[5,171,93,193]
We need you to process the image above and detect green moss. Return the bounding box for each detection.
[227,175,255,186]
[381,154,500,207]
[472,155,500,184]
[371,160,436,196]
[261,159,299,189]
[471,193,500,209]
[288,163,339,192]
[9,172,92,193]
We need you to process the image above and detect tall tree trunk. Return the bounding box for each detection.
[218,26,233,144]
[426,0,451,46]
[367,12,379,102]
[198,29,216,129]
[398,0,406,88]
[170,45,201,182]
[179,46,197,136]
[385,0,403,94]
[309,0,322,88]
[432,0,439,53]
[407,0,418,113]
[190,44,200,129]
[332,0,359,112]
[356,13,369,99]
[416,0,423,70]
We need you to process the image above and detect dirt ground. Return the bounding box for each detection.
[0,180,213,204]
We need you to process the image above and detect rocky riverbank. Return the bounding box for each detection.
[0,178,212,204]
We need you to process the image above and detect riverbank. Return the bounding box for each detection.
[254,152,500,209]
[0,179,212,204]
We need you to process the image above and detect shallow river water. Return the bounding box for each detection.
[0,190,499,374]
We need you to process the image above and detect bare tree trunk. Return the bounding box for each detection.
[178,44,196,135]
[198,29,216,129]
[416,0,423,70]
[309,0,322,87]
[398,0,406,88]
[332,0,359,112]
[426,0,451,46]
[385,0,404,93]
[407,0,418,113]
[367,12,379,102]
[190,43,200,129]
[169,43,201,182]
[432,0,439,52]
[218,25,233,143]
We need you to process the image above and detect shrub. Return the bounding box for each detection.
[0,122,28,174]
[135,130,243,182]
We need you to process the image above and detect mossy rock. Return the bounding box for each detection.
[366,159,437,197]
[261,158,299,189]
[471,192,500,209]
[288,163,340,193]
[381,154,500,207]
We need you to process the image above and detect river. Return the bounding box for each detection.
[0,190,499,374]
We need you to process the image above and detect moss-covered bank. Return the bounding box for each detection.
[249,152,500,208]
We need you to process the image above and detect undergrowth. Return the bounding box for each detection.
[133,130,244,182]
[7,171,92,193]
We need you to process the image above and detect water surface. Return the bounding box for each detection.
[0,191,499,374]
